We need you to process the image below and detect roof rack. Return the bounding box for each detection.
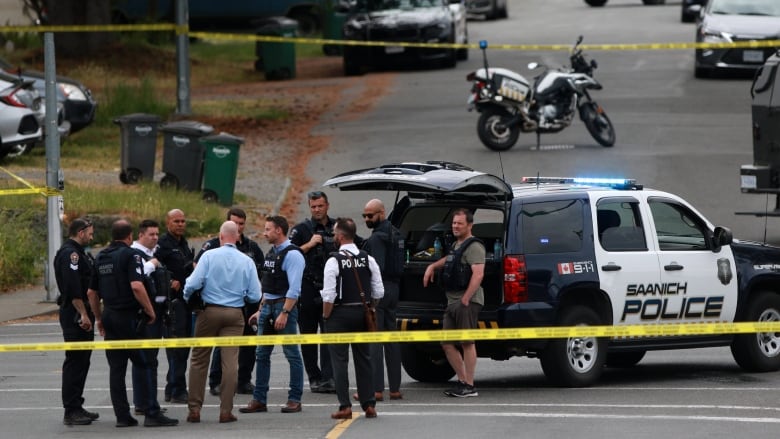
[521,176,643,190]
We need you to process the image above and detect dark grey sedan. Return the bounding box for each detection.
[695,0,780,78]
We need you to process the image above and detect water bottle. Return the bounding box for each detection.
[493,238,502,260]
[405,248,410,263]
[433,236,442,259]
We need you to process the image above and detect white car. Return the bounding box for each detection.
[0,78,42,159]
[449,0,470,60]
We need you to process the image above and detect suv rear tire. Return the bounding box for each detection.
[540,306,607,387]
[401,343,455,382]
[730,291,780,372]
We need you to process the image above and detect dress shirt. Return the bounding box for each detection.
[262,239,305,301]
[131,241,157,276]
[184,243,262,308]
[321,243,384,304]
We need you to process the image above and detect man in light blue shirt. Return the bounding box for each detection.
[183,221,261,424]
[240,215,306,415]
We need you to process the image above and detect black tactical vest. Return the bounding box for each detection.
[95,243,138,311]
[334,250,372,304]
[442,237,481,291]
[261,245,302,295]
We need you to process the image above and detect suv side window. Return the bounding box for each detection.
[596,197,647,252]
[519,199,584,254]
[648,198,708,251]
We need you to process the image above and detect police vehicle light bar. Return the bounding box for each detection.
[521,176,642,190]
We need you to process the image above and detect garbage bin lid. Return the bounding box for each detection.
[201,132,245,146]
[113,113,162,125]
[160,120,215,136]
[253,16,299,34]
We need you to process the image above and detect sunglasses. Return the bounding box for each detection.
[78,221,93,233]
[362,212,379,219]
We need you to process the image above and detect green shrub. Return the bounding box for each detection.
[0,209,45,290]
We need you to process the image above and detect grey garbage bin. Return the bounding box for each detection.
[114,113,161,184]
[159,120,214,191]
[254,17,298,80]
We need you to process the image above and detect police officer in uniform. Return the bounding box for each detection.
[155,208,195,403]
[87,219,179,428]
[195,208,264,396]
[288,191,337,393]
[321,218,384,420]
[54,217,99,426]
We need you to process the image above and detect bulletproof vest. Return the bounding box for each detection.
[301,218,337,281]
[261,245,301,295]
[95,244,138,311]
[442,237,481,291]
[132,247,170,301]
[54,240,94,306]
[334,250,372,304]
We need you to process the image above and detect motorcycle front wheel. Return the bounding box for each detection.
[477,107,520,151]
[580,102,616,147]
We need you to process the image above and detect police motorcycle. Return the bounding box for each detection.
[466,36,616,151]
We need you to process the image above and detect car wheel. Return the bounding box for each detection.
[730,291,780,372]
[681,6,697,23]
[288,11,319,36]
[401,343,455,383]
[540,306,607,387]
[584,0,608,6]
[694,66,711,78]
[605,351,646,368]
[343,54,362,76]
[5,143,33,158]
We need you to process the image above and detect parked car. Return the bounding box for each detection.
[0,80,42,159]
[342,0,467,75]
[695,0,780,78]
[465,0,507,19]
[682,0,708,23]
[0,72,70,157]
[0,58,96,134]
[585,0,666,6]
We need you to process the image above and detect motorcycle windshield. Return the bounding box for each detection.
[323,162,513,200]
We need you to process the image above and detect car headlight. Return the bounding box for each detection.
[421,22,449,41]
[700,28,733,44]
[59,83,88,101]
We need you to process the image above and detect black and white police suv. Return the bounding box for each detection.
[325,161,780,387]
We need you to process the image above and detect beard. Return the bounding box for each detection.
[365,220,378,229]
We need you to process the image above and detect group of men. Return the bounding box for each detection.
[55,192,486,426]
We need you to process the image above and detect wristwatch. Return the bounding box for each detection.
[281,309,291,314]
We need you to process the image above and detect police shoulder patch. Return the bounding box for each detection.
[69,252,79,267]
[201,241,212,251]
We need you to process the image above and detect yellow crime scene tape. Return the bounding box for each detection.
[1,23,779,51]
[2,322,780,353]
[0,166,59,197]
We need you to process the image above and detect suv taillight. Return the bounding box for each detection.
[503,255,528,303]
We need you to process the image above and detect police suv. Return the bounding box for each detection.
[325,161,780,387]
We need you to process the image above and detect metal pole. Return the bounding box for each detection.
[175,0,191,115]
[44,32,62,303]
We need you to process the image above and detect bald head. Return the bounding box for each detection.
[363,198,386,229]
[219,220,239,246]
[166,208,186,238]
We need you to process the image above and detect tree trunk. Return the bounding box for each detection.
[44,0,114,57]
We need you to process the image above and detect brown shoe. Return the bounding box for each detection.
[238,400,267,413]
[219,412,237,423]
[352,391,383,401]
[186,410,200,423]
[331,407,353,419]
[389,391,403,400]
[280,401,302,413]
[364,406,377,418]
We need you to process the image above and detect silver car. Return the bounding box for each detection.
[0,79,42,159]
[695,0,780,78]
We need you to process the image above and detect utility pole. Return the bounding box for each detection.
[175,0,191,115]
[44,32,63,302]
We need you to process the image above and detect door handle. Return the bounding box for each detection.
[664,264,684,271]
[601,264,621,271]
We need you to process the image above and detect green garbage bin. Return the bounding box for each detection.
[255,17,298,80]
[201,133,244,206]
[322,0,349,56]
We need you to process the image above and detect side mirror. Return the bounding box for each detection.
[527,62,539,70]
[711,226,733,252]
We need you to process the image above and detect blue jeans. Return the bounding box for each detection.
[253,301,303,404]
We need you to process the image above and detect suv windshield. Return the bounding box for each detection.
[356,0,442,11]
